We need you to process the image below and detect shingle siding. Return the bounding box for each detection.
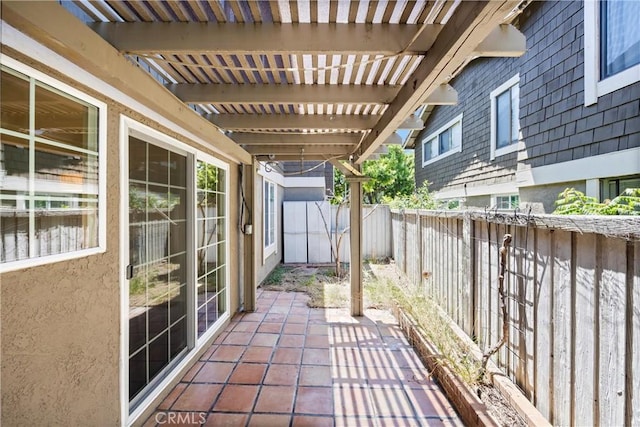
[519,0,640,169]
[415,0,640,196]
[415,57,518,193]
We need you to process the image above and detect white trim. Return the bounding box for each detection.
[120,117,233,426]
[585,178,600,199]
[434,181,518,200]
[421,113,463,167]
[118,116,129,427]
[0,21,243,164]
[283,176,326,188]
[0,56,107,274]
[516,147,640,187]
[584,1,640,106]
[489,74,522,160]
[263,179,277,261]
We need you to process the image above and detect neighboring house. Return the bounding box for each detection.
[0,1,543,426]
[411,0,640,213]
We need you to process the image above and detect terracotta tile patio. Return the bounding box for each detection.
[144,290,463,426]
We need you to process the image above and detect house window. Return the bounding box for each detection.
[0,62,106,272]
[602,175,640,201]
[196,160,227,338]
[585,0,640,105]
[490,75,520,159]
[495,194,520,210]
[263,179,276,258]
[421,114,463,167]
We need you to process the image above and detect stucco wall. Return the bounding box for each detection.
[1,46,242,425]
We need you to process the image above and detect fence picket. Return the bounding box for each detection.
[390,209,640,425]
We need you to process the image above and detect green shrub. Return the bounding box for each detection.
[553,187,640,215]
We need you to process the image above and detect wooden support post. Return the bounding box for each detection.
[348,170,364,317]
[242,163,256,312]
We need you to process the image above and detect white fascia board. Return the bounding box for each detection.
[0,21,244,164]
[434,181,518,199]
[283,176,326,188]
[516,147,640,187]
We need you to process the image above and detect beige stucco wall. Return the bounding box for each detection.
[1,46,243,425]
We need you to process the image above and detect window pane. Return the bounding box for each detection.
[496,90,511,148]
[147,144,169,185]
[35,82,98,152]
[1,134,29,192]
[0,69,30,135]
[601,0,640,78]
[34,142,99,193]
[0,195,30,262]
[510,87,519,144]
[439,128,452,153]
[423,140,432,162]
[195,160,227,339]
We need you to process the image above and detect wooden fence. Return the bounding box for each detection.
[391,209,640,426]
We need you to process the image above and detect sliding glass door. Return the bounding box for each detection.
[124,129,230,412]
[128,136,189,403]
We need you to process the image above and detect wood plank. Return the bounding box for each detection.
[167,82,399,104]
[207,113,378,130]
[573,233,597,426]
[535,228,553,420]
[91,22,444,54]
[598,237,627,426]
[632,241,640,425]
[552,230,572,426]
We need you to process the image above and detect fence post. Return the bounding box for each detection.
[403,211,407,274]
[463,214,476,339]
[417,211,423,290]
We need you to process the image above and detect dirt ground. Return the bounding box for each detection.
[261,261,526,427]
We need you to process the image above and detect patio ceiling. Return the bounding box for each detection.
[10,0,525,165]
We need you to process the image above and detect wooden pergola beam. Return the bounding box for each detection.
[90,22,443,55]
[230,133,362,146]
[356,1,520,163]
[0,1,251,164]
[169,84,400,105]
[207,114,379,131]
[244,145,353,156]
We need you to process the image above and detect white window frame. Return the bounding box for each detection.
[584,0,640,106]
[493,194,520,210]
[263,178,277,260]
[490,74,521,160]
[0,55,107,273]
[120,117,231,425]
[421,113,463,167]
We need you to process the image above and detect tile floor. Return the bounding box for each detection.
[144,290,463,426]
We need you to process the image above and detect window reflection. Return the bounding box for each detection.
[196,161,227,338]
[128,138,188,402]
[0,65,100,265]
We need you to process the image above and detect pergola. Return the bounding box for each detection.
[2,0,525,315]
